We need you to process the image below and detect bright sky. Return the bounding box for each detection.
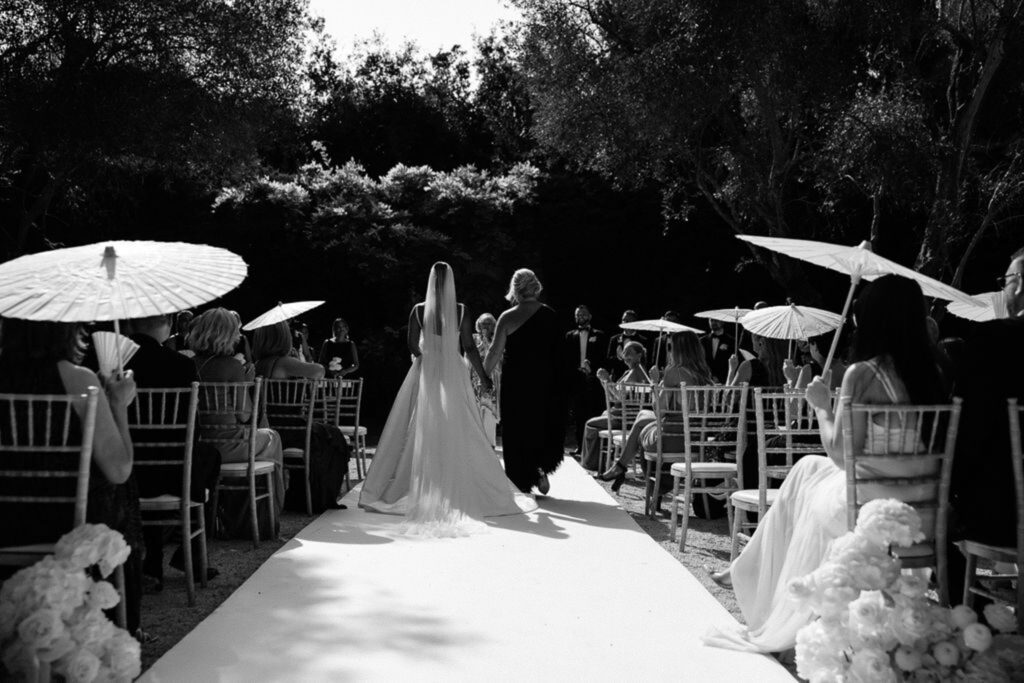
[308,0,521,55]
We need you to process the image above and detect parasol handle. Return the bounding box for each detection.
[823,274,860,376]
[654,331,663,368]
[112,319,126,380]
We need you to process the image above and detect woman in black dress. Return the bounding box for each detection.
[318,317,360,378]
[0,319,142,632]
[483,269,568,494]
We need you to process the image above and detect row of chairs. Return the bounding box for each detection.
[601,380,1023,614]
[0,377,366,608]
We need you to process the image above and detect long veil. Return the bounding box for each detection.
[403,263,532,536]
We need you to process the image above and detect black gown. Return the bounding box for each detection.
[499,305,568,492]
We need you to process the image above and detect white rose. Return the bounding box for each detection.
[932,640,960,666]
[60,647,101,683]
[894,645,923,671]
[897,573,929,599]
[68,609,116,652]
[848,648,897,683]
[17,607,64,651]
[962,622,993,652]
[103,630,141,680]
[982,603,1017,633]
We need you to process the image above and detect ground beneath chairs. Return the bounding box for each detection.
[141,458,790,681]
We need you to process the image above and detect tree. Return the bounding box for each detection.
[0,0,314,257]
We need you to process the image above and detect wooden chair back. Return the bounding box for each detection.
[753,388,824,502]
[611,381,655,435]
[1008,398,1024,626]
[0,387,100,528]
[196,379,262,469]
[680,384,749,476]
[316,378,362,429]
[127,384,199,506]
[843,397,963,604]
[263,378,315,450]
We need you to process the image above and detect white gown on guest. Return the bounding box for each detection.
[358,264,536,535]
[705,358,935,652]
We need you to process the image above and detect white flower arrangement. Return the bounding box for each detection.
[791,499,1024,682]
[0,524,141,682]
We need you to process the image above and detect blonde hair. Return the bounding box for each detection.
[505,268,543,303]
[252,321,292,361]
[188,308,240,357]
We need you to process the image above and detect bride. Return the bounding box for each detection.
[358,262,536,535]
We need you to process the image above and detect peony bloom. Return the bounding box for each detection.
[85,580,120,612]
[848,590,894,644]
[889,596,932,647]
[855,499,925,548]
[962,622,994,652]
[54,524,130,578]
[982,603,1017,634]
[950,604,978,629]
[68,609,116,654]
[795,620,850,683]
[896,572,929,599]
[846,552,901,591]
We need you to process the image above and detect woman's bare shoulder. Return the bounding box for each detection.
[57,361,100,392]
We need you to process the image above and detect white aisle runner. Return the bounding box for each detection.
[143,458,793,682]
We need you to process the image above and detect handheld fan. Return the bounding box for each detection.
[91,331,140,378]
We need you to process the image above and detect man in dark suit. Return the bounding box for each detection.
[947,246,1024,604]
[125,314,221,588]
[565,305,605,456]
[606,309,648,377]
[700,319,736,384]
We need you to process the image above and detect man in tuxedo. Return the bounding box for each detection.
[606,309,648,377]
[124,314,221,588]
[947,246,1024,604]
[700,319,736,384]
[565,305,605,456]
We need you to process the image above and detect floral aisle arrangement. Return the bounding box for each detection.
[790,499,1024,682]
[0,524,141,682]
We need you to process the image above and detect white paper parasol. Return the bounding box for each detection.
[694,307,753,351]
[620,319,702,334]
[0,240,248,376]
[740,304,844,358]
[242,301,325,332]
[621,319,702,366]
[946,291,1007,322]
[0,241,248,322]
[737,236,974,373]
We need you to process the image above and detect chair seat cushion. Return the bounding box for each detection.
[282,447,305,458]
[0,543,54,555]
[339,426,367,436]
[731,489,779,508]
[643,452,686,463]
[220,460,276,475]
[894,543,935,560]
[140,494,182,510]
[598,430,622,440]
[670,462,737,477]
[959,540,1017,560]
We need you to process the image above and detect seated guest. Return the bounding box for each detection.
[228,310,252,364]
[189,308,284,518]
[123,314,221,586]
[701,319,735,384]
[0,319,142,633]
[164,310,194,352]
[727,333,787,388]
[252,321,350,512]
[472,313,500,445]
[318,317,360,379]
[606,309,647,377]
[947,246,1024,604]
[597,331,716,490]
[290,320,313,363]
[579,341,650,471]
[707,275,949,653]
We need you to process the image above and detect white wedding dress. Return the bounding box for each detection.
[358,263,536,536]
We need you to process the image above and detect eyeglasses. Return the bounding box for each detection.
[998,273,1021,286]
